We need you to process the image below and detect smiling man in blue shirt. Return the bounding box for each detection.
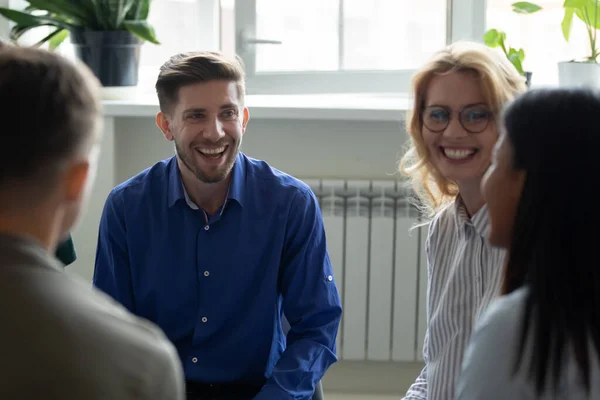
[93,51,342,400]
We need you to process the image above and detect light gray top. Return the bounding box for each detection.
[0,233,185,400]
[456,287,600,399]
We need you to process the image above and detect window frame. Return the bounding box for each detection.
[233,0,488,95]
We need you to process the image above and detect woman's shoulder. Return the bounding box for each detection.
[455,288,533,399]
[477,287,528,331]
[428,201,456,236]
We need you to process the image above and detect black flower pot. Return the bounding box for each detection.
[70,29,142,87]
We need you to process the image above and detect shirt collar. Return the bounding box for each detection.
[452,195,490,240]
[227,152,246,207]
[0,233,63,272]
[167,153,246,209]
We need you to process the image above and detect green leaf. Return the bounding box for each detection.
[0,7,77,46]
[508,48,525,74]
[105,0,136,29]
[33,27,67,49]
[484,29,502,47]
[499,30,507,44]
[120,0,137,26]
[0,0,158,42]
[127,0,150,20]
[562,7,575,41]
[24,0,88,22]
[574,2,600,29]
[0,7,56,27]
[48,28,69,50]
[564,0,589,8]
[123,20,159,44]
[138,0,151,20]
[74,0,102,28]
[88,0,110,29]
[512,2,543,13]
[518,48,525,62]
[8,22,66,44]
[9,24,38,41]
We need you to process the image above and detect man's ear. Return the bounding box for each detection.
[156,112,174,141]
[242,107,250,134]
[64,161,90,203]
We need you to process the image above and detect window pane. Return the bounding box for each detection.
[220,0,236,58]
[486,0,591,86]
[255,0,340,72]
[343,0,447,70]
[136,0,207,88]
[252,0,447,73]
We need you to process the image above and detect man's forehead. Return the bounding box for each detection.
[175,81,241,111]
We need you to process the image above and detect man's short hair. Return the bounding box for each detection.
[0,46,101,194]
[155,51,246,114]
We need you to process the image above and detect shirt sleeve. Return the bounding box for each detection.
[92,189,136,312]
[155,338,186,400]
[403,219,437,400]
[254,188,342,400]
[403,333,428,399]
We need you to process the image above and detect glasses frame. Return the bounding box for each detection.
[421,104,494,134]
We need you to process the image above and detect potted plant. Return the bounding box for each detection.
[484,28,533,87]
[517,0,600,87]
[484,2,543,87]
[0,0,159,87]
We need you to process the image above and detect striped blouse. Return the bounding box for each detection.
[403,198,506,400]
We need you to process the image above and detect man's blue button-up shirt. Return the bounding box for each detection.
[93,152,342,399]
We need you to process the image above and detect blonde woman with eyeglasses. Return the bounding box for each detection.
[400,41,527,400]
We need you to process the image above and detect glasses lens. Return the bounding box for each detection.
[460,106,491,133]
[423,106,449,132]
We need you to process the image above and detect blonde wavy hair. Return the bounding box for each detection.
[399,41,528,218]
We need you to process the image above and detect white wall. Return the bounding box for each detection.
[67,118,116,282]
[67,115,409,281]
[114,117,408,184]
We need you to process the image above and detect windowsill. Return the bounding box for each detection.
[102,93,412,121]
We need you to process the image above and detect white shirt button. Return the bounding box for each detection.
[192,357,198,363]
[204,225,210,231]
[201,317,208,323]
[327,275,333,281]
[204,271,210,277]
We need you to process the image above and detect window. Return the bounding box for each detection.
[137,0,220,92]
[225,0,486,94]
[242,0,447,73]
[486,0,591,86]
[2,0,490,95]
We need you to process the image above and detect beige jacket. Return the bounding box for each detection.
[0,233,185,399]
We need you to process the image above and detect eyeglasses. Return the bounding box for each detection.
[422,104,493,134]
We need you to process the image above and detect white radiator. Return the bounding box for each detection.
[303,179,428,363]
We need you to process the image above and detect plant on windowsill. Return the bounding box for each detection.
[0,0,160,88]
[483,2,542,88]
[516,0,600,87]
[483,28,533,87]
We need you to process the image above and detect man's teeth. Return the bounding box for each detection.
[443,148,476,160]
[198,146,225,155]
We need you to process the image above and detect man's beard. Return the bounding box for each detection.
[174,139,240,183]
